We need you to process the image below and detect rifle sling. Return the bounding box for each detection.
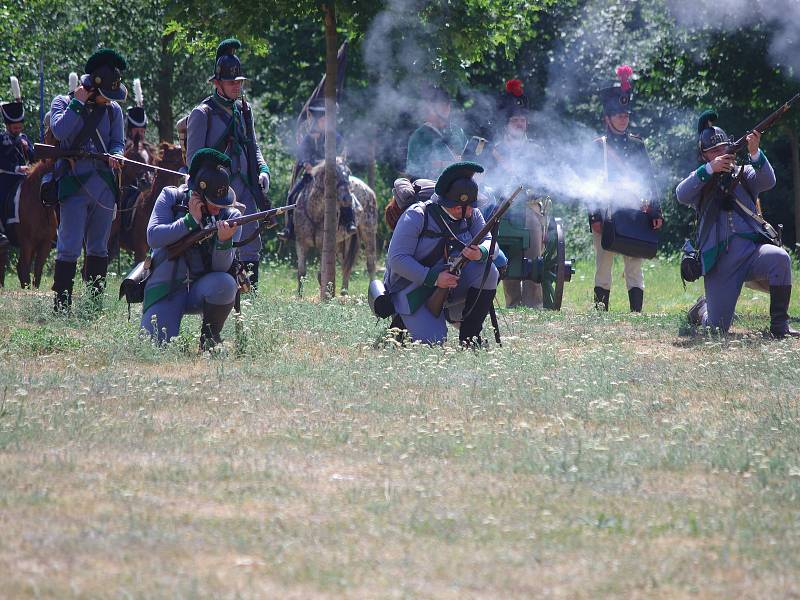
[70,104,108,151]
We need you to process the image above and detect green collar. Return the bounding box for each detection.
[213,91,236,110]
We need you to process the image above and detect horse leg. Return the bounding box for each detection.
[33,238,52,289]
[0,245,8,287]
[340,236,357,295]
[16,242,32,289]
[363,224,377,280]
[296,242,307,297]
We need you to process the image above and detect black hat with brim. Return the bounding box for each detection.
[188,148,233,205]
[209,38,247,82]
[422,85,451,105]
[1,101,24,123]
[127,106,147,128]
[435,161,484,208]
[696,109,731,151]
[699,126,732,152]
[84,49,128,101]
[600,86,632,116]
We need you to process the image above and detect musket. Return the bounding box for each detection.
[166,204,296,260]
[426,185,524,317]
[728,93,800,155]
[33,143,187,178]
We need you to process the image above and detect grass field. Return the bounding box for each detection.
[2,255,800,598]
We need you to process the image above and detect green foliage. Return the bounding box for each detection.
[5,0,800,251]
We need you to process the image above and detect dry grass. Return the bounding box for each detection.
[1,258,800,598]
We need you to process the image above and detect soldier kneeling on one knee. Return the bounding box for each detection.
[141,148,242,349]
[383,161,498,346]
[678,110,798,338]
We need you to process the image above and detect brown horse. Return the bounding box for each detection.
[0,129,58,288]
[294,158,377,295]
[110,142,185,261]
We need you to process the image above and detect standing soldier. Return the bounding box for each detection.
[679,111,798,337]
[120,78,156,231]
[186,38,271,290]
[0,76,33,249]
[141,148,242,349]
[490,79,546,308]
[405,86,467,182]
[278,98,355,240]
[49,49,127,311]
[589,65,662,312]
[384,162,499,346]
[126,79,152,148]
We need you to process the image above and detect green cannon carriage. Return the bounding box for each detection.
[492,192,575,310]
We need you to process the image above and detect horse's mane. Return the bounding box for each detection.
[27,160,52,179]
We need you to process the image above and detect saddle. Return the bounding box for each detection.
[120,184,140,232]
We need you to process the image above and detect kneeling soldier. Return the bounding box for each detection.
[384,162,499,345]
[141,148,242,348]
[677,110,798,337]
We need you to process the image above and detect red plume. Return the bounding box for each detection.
[506,79,524,97]
[616,65,633,92]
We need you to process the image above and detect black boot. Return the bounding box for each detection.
[340,205,357,234]
[84,255,108,300]
[769,285,800,338]
[459,287,496,348]
[52,260,77,313]
[628,287,644,313]
[277,211,294,241]
[243,261,259,291]
[688,296,707,326]
[594,286,610,311]
[199,300,235,351]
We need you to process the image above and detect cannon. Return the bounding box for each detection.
[487,191,576,310]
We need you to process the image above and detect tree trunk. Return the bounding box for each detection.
[790,129,800,249]
[156,32,176,143]
[320,4,338,301]
[367,138,376,192]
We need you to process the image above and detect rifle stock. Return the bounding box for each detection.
[425,186,524,317]
[166,204,295,260]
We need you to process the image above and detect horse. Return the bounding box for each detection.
[0,129,58,289]
[110,142,185,262]
[294,157,377,295]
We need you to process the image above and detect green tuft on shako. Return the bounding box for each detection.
[188,148,231,180]
[216,38,242,60]
[434,161,485,208]
[434,161,484,197]
[697,109,719,135]
[85,48,127,74]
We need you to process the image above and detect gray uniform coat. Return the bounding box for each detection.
[186,92,269,261]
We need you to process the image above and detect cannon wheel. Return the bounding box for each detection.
[541,217,569,311]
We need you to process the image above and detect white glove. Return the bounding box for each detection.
[259,172,270,193]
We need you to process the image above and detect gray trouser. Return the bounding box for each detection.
[141,272,239,343]
[400,260,499,345]
[57,174,116,262]
[703,236,792,331]
[592,231,644,290]
[233,180,262,263]
[504,203,545,308]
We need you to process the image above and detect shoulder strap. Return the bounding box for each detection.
[731,179,780,244]
[70,104,108,150]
